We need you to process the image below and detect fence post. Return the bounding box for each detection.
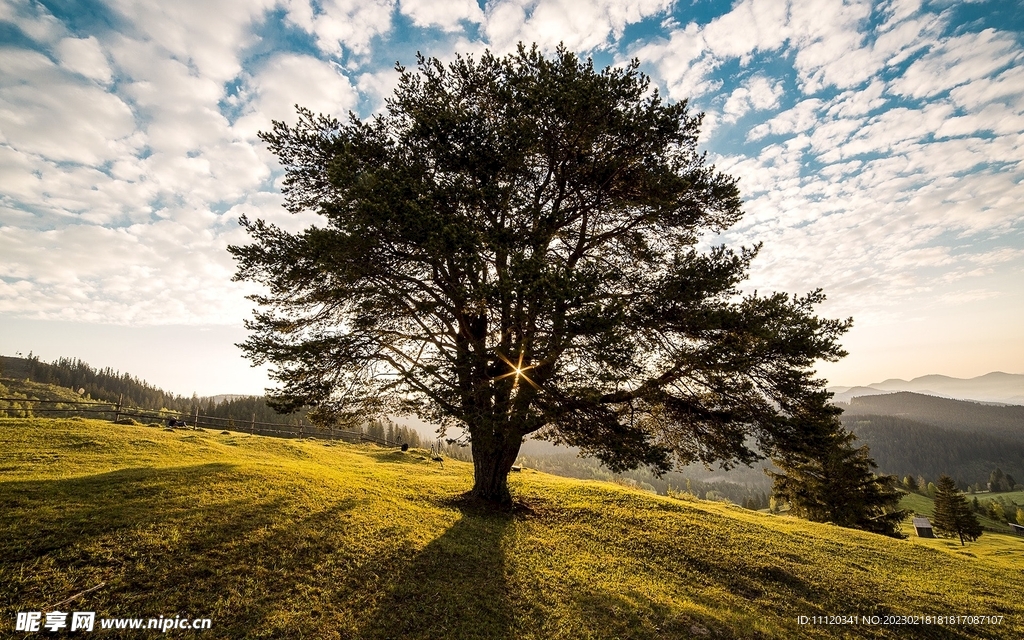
[193,406,199,430]
[299,419,303,439]
[114,394,122,424]
[250,413,255,436]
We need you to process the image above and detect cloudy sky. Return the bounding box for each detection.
[1,0,1021,396]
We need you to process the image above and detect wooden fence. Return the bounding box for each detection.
[0,396,401,447]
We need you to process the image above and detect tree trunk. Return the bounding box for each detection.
[469,432,523,504]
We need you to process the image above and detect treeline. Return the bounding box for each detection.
[516,453,770,507]
[196,395,308,428]
[843,414,1024,485]
[1,354,193,411]
[363,419,423,448]
[903,470,1024,526]
[0,354,308,427]
[901,468,1022,496]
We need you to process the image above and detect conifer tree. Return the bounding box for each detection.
[232,45,852,504]
[768,407,906,537]
[932,475,982,546]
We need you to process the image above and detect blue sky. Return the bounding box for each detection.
[1,0,1022,396]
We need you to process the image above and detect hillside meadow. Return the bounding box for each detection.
[1,417,1020,639]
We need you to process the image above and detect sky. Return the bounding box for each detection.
[0,0,1022,396]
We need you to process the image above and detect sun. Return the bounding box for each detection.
[494,350,540,390]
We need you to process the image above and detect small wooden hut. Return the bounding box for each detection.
[913,517,934,538]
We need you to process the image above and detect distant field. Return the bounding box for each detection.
[899,492,1015,532]
[981,489,1024,505]
[1,418,1022,639]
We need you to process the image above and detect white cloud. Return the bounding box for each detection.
[283,0,395,57]
[700,0,789,61]
[948,64,1024,112]
[747,98,824,140]
[891,28,1022,99]
[105,0,276,83]
[55,36,113,84]
[0,48,138,165]
[632,23,721,100]
[641,0,944,101]
[400,0,483,31]
[233,53,358,139]
[0,0,66,45]
[722,75,784,122]
[484,0,672,54]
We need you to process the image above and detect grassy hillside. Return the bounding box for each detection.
[2,418,1022,639]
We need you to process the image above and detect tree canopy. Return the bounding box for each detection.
[231,45,853,504]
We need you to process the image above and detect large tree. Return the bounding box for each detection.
[231,45,852,504]
[932,475,982,545]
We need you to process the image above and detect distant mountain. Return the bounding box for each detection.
[838,392,1024,485]
[827,386,892,404]
[830,371,1024,405]
[843,392,1024,440]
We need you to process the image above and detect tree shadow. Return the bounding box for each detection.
[355,497,516,640]
[0,464,359,638]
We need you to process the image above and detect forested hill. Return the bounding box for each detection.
[1,354,193,411]
[843,415,1024,485]
[838,392,1024,486]
[842,392,1024,441]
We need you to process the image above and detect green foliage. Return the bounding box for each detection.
[1,354,187,411]
[361,418,422,447]
[231,45,852,504]
[769,414,907,538]
[932,475,983,546]
[989,468,1016,492]
[902,475,917,491]
[3,417,1023,639]
[843,413,1024,487]
[987,501,1006,522]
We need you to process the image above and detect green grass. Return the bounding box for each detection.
[977,489,1024,505]
[2,418,1022,639]
[899,492,1011,531]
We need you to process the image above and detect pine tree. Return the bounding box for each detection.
[989,468,1006,492]
[768,412,906,538]
[931,475,982,546]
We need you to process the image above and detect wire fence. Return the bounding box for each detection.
[0,396,402,447]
